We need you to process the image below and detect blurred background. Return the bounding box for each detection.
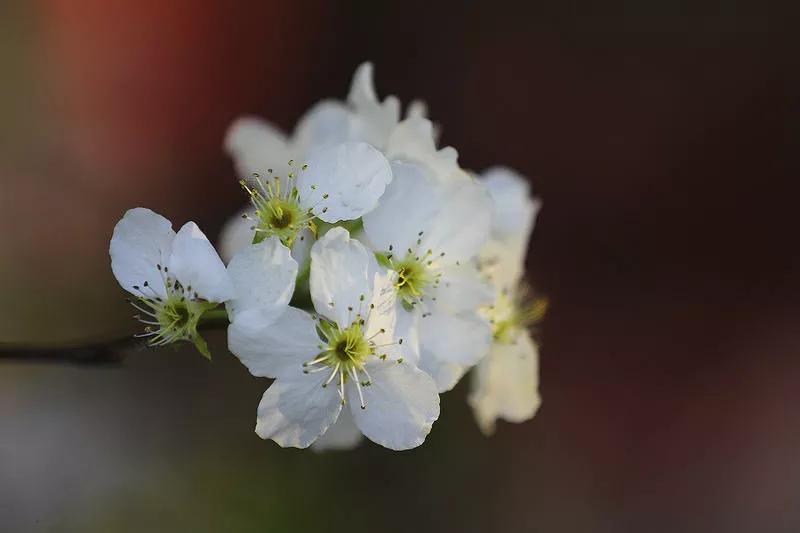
[1,1,798,531]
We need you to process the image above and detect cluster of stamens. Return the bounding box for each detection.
[126,264,204,347]
[381,231,446,311]
[240,160,330,247]
[484,286,548,344]
[303,295,403,409]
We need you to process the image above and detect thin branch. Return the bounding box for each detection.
[0,315,232,365]
[0,336,134,365]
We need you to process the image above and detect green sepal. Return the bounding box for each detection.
[190,304,229,360]
[192,333,212,360]
[375,252,393,269]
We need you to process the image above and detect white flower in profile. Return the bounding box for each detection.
[468,167,545,435]
[362,160,495,392]
[109,208,234,357]
[227,228,440,450]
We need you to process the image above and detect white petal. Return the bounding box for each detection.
[405,100,428,119]
[311,407,363,452]
[468,330,541,435]
[418,308,492,366]
[297,142,393,223]
[228,306,320,379]
[224,116,291,179]
[390,302,421,365]
[168,222,234,303]
[386,116,459,180]
[364,162,492,264]
[385,116,437,161]
[348,62,379,108]
[292,100,352,154]
[362,269,405,361]
[482,166,541,243]
[309,227,376,327]
[362,161,441,254]
[430,264,494,313]
[218,206,256,264]
[255,371,343,449]
[479,237,528,294]
[349,359,439,450]
[346,62,400,148]
[418,350,469,392]
[225,236,297,323]
[109,207,175,298]
[290,228,315,273]
[419,177,493,264]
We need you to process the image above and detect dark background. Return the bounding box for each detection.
[1,1,798,531]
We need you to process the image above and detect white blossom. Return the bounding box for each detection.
[469,168,544,434]
[227,229,440,450]
[109,208,234,357]
[362,160,495,391]
[220,62,430,260]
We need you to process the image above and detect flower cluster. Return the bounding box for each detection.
[109,63,544,451]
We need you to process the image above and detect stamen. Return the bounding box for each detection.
[303,365,329,375]
[322,363,340,388]
[304,354,329,367]
[338,371,346,404]
[350,367,366,409]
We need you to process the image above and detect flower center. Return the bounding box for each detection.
[127,265,217,356]
[303,311,403,409]
[379,250,438,309]
[269,206,294,229]
[240,167,318,248]
[483,290,547,344]
[312,319,374,373]
[155,297,192,332]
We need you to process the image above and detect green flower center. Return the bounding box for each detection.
[269,205,295,229]
[155,297,193,333]
[377,250,438,309]
[314,320,374,371]
[254,193,314,247]
[128,268,219,359]
[303,313,404,409]
[484,291,547,344]
[241,170,318,248]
